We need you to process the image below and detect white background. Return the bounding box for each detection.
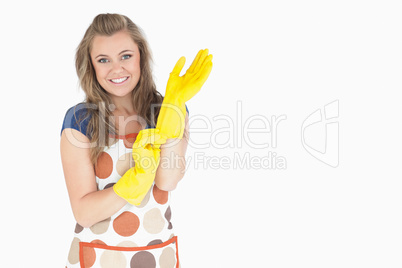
[1,0,401,267]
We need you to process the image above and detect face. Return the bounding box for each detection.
[90,30,141,99]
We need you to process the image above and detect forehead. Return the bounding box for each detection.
[91,30,139,55]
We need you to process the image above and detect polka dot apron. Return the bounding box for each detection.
[66,133,179,268]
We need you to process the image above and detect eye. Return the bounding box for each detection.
[98,58,109,63]
[122,54,131,60]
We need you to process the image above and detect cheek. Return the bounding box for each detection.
[93,65,108,82]
[131,57,141,74]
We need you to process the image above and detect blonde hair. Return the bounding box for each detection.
[75,13,163,165]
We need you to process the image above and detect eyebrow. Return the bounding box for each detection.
[95,50,134,59]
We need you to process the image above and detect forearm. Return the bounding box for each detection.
[155,137,188,191]
[72,187,126,228]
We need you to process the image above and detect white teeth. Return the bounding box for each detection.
[111,77,128,83]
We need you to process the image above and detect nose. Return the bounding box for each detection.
[111,61,124,74]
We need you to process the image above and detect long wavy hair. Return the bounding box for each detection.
[75,13,163,165]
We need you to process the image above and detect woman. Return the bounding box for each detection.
[60,13,212,267]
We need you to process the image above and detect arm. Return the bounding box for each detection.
[60,128,126,228]
[155,110,190,191]
[152,49,212,190]
[113,49,211,205]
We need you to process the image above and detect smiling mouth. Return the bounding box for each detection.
[109,76,129,84]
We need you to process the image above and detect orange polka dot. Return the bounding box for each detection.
[95,152,113,179]
[113,211,140,237]
[153,185,169,204]
[82,246,96,268]
[123,134,138,149]
[91,239,106,245]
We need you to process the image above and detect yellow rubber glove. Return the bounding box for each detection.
[113,128,167,205]
[156,48,213,139]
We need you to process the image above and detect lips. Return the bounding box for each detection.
[109,76,129,84]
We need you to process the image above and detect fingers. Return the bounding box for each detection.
[171,56,186,76]
[193,51,213,82]
[191,49,210,74]
[196,59,213,86]
[133,128,167,149]
[187,49,205,73]
[132,128,165,171]
[173,49,212,78]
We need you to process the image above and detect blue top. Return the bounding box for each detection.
[61,102,189,137]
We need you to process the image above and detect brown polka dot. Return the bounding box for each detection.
[153,185,168,204]
[135,187,151,208]
[104,183,116,189]
[147,239,163,246]
[164,206,171,222]
[159,247,176,268]
[91,239,107,245]
[143,208,165,234]
[116,152,135,176]
[75,223,83,234]
[67,237,80,264]
[82,245,96,268]
[100,249,127,268]
[90,217,111,235]
[164,206,173,229]
[113,211,140,237]
[130,251,156,268]
[95,152,113,179]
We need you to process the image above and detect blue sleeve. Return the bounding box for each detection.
[185,104,189,115]
[61,103,91,137]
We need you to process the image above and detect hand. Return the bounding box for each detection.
[165,48,213,103]
[132,128,167,172]
[113,128,167,205]
[155,49,213,140]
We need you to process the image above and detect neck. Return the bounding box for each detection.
[109,93,136,116]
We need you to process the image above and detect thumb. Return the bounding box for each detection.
[170,56,186,76]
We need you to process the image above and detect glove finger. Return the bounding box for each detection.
[133,145,161,170]
[171,56,186,76]
[187,49,205,73]
[133,128,157,147]
[133,134,149,149]
[194,56,213,85]
[191,49,209,74]
[134,131,167,149]
[180,57,211,102]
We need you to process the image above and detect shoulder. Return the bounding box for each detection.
[185,103,189,115]
[61,103,92,137]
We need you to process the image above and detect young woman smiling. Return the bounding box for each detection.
[60,13,212,267]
